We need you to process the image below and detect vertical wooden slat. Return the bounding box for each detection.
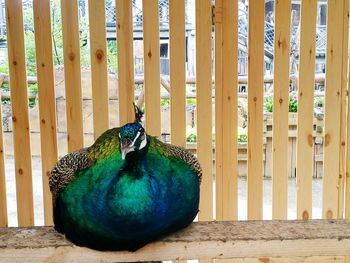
[143,0,161,137]
[296,0,317,220]
[0,97,7,227]
[5,0,34,226]
[117,0,135,126]
[345,0,350,221]
[272,0,291,220]
[247,0,264,220]
[61,0,84,152]
[89,0,109,139]
[215,0,238,220]
[338,0,349,219]
[169,0,186,147]
[33,0,58,226]
[323,0,346,220]
[196,0,213,222]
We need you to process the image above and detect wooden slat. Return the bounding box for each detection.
[61,0,84,152]
[196,0,213,222]
[143,0,161,137]
[247,0,264,220]
[338,0,349,219]
[296,0,317,220]
[169,0,186,147]
[215,0,238,220]
[89,0,109,139]
[117,0,135,126]
[346,3,350,221]
[323,0,346,220]
[2,220,350,262]
[272,0,291,220]
[0,86,7,227]
[5,0,34,227]
[33,0,58,226]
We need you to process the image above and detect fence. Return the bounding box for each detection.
[1,0,350,262]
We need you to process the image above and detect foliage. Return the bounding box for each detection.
[238,127,248,143]
[264,91,298,113]
[314,96,324,108]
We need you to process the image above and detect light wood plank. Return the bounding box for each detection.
[323,0,346,220]
[117,0,135,126]
[169,0,186,147]
[5,0,34,227]
[296,0,317,220]
[272,0,291,220]
[227,257,345,263]
[33,0,58,226]
[338,0,349,219]
[0,88,7,227]
[196,0,213,222]
[215,0,238,220]
[143,0,161,137]
[247,0,264,220]
[2,220,350,262]
[61,0,84,152]
[89,0,109,138]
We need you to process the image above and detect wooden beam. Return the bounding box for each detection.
[5,0,34,227]
[196,0,213,222]
[89,0,109,139]
[215,0,238,220]
[117,0,135,126]
[272,0,291,220]
[1,220,350,262]
[143,0,161,137]
[323,0,346,220]
[61,0,84,152]
[33,0,58,226]
[247,0,264,220]
[169,0,186,147]
[296,0,318,221]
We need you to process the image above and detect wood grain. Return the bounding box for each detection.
[33,0,58,226]
[0,84,7,227]
[5,0,34,226]
[169,0,186,147]
[272,0,291,220]
[196,0,213,221]
[323,0,345,220]
[61,0,84,152]
[1,220,350,262]
[215,0,238,220]
[296,0,317,221]
[89,0,109,138]
[117,0,135,126]
[247,0,264,220]
[143,0,161,137]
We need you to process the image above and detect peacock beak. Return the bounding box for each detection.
[121,139,135,159]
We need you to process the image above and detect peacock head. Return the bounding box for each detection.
[118,104,147,160]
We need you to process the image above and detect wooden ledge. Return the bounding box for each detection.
[1,220,350,262]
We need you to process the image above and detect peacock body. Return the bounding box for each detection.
[50,108,201,251]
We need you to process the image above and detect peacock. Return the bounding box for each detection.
[49,105,201,251]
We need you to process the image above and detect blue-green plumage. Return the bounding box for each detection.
[50,113,201,251]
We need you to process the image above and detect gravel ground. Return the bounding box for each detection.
[4,157,322,227]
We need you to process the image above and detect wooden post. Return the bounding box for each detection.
[117,0,135,126]
[196,0,213,223]
[296,0,317,220]
[272,0,291,220]
[5,0,34,226]
[89,0,109,139]
[143,0,161,137]
[247,0,264,220]
[169,0,186,147]
[33,0,58,226]
[215,0,238,221]
[0,77,7,227]
[323,0,346,220]
[61,0,84,152]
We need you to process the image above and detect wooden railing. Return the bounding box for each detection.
[1,0,350,262]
